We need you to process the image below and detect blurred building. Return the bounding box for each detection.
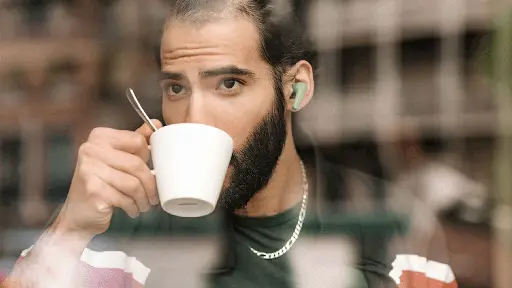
[0,0,505,287]
[297,1,496,287]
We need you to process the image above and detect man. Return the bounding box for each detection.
[1,0,458,287]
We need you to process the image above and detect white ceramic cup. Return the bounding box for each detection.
[149,123,233,217]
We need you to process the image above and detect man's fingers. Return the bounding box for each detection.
[89,175,140,218]
[106,187,141,219]
[136,119,163,142]
[88,128,151,162]
[86,120,162,162]
[82,144,158,208]
[107,169,151,213]
[90,159,151,213]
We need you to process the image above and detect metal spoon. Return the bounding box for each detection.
[126,88,157,176]
[126,88,158,132]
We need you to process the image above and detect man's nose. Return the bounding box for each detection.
[183,93,212,125]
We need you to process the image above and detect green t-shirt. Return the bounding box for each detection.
[206,202,396,288]
[209,205,301,288]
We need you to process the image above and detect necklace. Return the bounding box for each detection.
[248,160,308,260]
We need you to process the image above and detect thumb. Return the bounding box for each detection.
[136,119,163,143]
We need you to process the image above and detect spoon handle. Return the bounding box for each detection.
[126,88,158,132]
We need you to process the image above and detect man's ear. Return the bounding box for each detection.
[285,60,315,112]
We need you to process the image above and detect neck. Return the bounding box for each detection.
[235,134,304,217]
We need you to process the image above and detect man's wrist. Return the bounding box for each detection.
[51,213,95,243]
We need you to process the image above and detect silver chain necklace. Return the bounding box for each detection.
[248,160,308,260]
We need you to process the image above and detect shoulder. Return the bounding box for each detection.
[307,157,458,287]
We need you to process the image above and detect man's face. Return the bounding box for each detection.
[160,18,288,211]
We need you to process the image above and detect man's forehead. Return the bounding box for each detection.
[161,18,260,59]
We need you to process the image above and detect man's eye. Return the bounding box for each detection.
[169,84,184,95]
[162,83,187,100]
[219,79,242,90]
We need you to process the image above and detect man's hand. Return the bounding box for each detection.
[56,119,163,237]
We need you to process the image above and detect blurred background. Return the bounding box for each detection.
[0,0,510,287]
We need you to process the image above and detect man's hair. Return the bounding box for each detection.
[157,0,318,80]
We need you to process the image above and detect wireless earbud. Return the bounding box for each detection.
[291,82,307,111]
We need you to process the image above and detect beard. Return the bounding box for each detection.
[218,79,288,212]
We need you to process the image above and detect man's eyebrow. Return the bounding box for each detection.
[160,65,256,81]
[199,65,256,78]
[160,72,185,80]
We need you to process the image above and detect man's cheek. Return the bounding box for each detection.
[225,120,258,148]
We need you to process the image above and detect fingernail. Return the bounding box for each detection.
[131,212,140,218]
[150,196,160,205]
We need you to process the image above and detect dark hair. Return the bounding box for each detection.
[156,0,318,80]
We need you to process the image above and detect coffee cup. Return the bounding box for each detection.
[149,123,233,217]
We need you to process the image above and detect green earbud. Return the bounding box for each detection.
[291,82,307,111]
